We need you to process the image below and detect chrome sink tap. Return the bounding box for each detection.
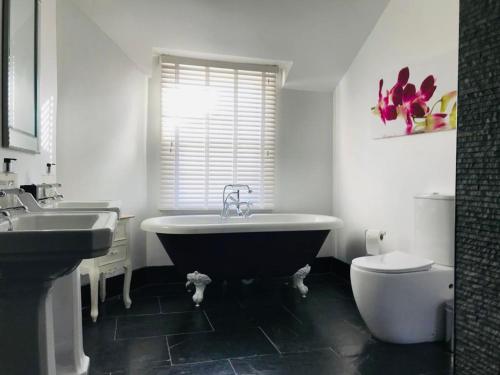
[41,183,64,201]
[0,190,28,231]
[0,191,12,231]
[221,184,252,218]
[0,211,13,231]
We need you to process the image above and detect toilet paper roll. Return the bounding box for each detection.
[365,229,385,255]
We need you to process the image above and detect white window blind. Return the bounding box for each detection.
[159,55,278,210]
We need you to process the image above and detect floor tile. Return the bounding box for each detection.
[259,320,331,353]
[347,341,453,375]
[420,369,454,375]
[160,291,240,314]
[84,273,452,375]
[325,320,375,357]
[231,348,358,375]
[88,367,111,375]
[159,294,199,313]
[248,305,301,326]
[112,359,235,375]
[306,274,355,300]
[262,312,373,353]
[132,283,188,298]
[167,328,277,364]
[260,316,373,355]
[101,296,161,317]
[86,336,170,373]
[305,273,349,285]
[83,317,117,347]
[310,283,355,301]
[108,360,172,374]
[235,280,294,309]
[285,293,366,330]
[203,306,254,332]
[117,311,212,339]
[205,304,299,332]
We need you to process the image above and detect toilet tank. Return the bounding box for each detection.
[414,193,455,266]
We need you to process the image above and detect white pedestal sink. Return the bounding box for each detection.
[19,193,122,375]
[0,211,117,375]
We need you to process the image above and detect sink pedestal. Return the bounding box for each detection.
[0,280,57,375]
[53,269,89,375]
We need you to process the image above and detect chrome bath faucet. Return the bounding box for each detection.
[221,184,253,218]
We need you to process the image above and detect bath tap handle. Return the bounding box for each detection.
[221,184,253,218]
[239,201,252,217]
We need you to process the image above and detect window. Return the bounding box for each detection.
[159,56,278,210]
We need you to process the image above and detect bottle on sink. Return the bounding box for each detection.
[0,158,18,188]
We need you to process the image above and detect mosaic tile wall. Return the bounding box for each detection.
[455,1,500,374]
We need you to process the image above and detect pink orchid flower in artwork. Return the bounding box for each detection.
[373,67,409,123]
[399,74,437,134]
[372,67,456,135]
[374,80,397,123]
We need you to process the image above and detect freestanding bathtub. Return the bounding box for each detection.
[141,213,343,305]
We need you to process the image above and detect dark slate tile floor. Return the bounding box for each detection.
[83,273,453,375]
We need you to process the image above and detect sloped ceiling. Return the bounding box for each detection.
[71,0,389,91]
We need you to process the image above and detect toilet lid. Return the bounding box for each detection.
[352,251,434,274]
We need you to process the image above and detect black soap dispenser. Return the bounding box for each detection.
[43,162,56,184]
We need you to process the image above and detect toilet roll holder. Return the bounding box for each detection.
[365,229,386,241]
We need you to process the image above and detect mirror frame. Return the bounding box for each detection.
[1,0,39,153]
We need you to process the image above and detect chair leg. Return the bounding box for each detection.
[123,263,132,309]
[89,268,100,322]
[99,273,107,303]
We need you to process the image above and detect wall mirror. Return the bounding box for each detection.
[1,0,39,153]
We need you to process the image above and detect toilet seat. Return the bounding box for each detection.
[352,251,434,274]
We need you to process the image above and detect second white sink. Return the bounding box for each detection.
[45,200,121,210]
[19,192,121,216]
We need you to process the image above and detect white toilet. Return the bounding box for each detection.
[350,194,455,344]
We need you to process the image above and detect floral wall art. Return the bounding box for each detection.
[371,53,457,139]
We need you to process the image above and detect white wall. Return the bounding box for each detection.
[145,60,165,266]
[0,0,58,184]
[145,62,334,265]
[56,0,148,268]
[276,89,333,257]
[332,0,459,262]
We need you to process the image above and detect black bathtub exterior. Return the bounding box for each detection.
[157,230,330,280]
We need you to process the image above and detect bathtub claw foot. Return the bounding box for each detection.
[293,264,311,298]
[241,278,255,285]
[187,271,212,307]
